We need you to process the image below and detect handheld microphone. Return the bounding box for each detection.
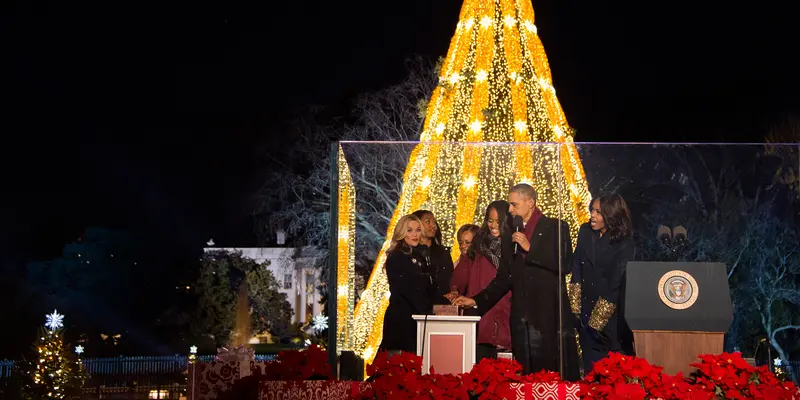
[512,215,524,254]
[416,244,433,361]
[417,244,433,284]
[419,244,431,264]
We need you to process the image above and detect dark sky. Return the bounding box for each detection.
[3,0,799,260]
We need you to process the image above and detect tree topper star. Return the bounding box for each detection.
[45,310,65,330]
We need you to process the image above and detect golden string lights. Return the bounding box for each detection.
[336,146,357,351]
[345,0,592,364]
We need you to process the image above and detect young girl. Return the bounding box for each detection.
[412,209,455,306]
[450,201,513,362]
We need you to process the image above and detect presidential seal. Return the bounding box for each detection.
[658,270,699,310]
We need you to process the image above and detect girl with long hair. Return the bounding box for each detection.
[450,201,513,362]
[412,210,455,306]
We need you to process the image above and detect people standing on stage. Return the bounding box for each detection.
[379,214,435,354]
[412,210,455,305]
[451,184,579,379]
[454,224,479,268]
[450,201,513,362]
[569,194,635,373]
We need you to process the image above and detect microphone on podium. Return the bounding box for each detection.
[512,215,524,254]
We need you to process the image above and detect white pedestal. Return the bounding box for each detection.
[412,315,480,375]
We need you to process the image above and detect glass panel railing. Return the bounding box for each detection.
[571,143,799,381]
[331,141,799,382]
[333,141,574,377]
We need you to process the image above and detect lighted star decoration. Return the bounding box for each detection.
[774,357,782,367]
[311,315,329,333]
[74,345,84,355]
[189,345,198,354]
[45,310,64,330]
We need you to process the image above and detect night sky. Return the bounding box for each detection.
[3,0,799,262]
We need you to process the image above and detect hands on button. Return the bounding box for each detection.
[451,296,476,308]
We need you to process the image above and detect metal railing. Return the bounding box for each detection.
[1,354,277,378]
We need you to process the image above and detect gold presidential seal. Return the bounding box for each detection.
[658,270,699,310]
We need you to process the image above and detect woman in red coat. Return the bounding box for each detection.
[454,223,479,269]
[450,200,513,362]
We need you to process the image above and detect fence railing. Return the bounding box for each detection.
[0,360,13,379]
[0,353,277,383]
[80,383,186,399]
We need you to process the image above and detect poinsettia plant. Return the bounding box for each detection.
[581,352,667,400]
[361,352,563,399]
[462,358,525,399]
[218,346,800,400]
[462,357,563,399]
[366,350,424,378]
[690,352,798,400]
[361,351,470,399]
[260,344,332,380]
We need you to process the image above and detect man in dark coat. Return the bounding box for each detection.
[453,184,580,379]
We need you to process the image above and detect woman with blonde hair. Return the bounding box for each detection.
[379,214,435,353]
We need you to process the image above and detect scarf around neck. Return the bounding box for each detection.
[479,234,503,270]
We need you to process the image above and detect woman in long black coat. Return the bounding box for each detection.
[569,193,635,374]
[380,214,436,354]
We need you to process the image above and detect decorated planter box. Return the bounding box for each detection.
[259,381,373,400]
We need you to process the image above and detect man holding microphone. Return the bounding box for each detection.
[451,184,579,379]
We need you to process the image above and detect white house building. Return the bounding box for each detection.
[202,245,323,324]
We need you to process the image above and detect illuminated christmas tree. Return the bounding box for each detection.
[26,310,84,399]
[345,0,593,362]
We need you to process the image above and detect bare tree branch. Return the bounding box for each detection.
[250,56,439,292]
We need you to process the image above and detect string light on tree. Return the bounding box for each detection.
[189,345,198,364]
[347,0,593,363]
[27,311,83,398]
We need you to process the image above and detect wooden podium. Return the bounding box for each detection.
[625,262,733,375]
[412,315,480,375]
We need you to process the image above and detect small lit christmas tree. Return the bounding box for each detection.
[25,310,85,399]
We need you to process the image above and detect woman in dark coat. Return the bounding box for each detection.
[380,214,435,353]
[412,209,455,306]
[569,193,635,374]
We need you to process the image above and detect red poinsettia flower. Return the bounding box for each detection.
[582,352,671,400]
[462,357,526,397]
[609,382,646,400]
[259,345,332,381]
[366,350,424,382]
[689,352,800,400]
[521,370,562,384]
